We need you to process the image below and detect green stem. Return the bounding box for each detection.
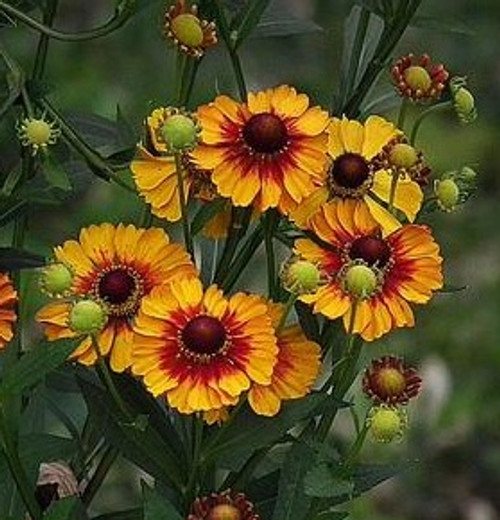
[82,446,119,506]
[39,97,135,192]
[410,101,453,145]
[0,407,41,519]
[342,0,423,117]
[397,98,409,131]
[174,153,194,259]
[343,421,368,470]
[262,211,278,299]
[219,220,263,292]
[0,1,134,42]
[387,170,400,213]
[212,0,247,100]
[32,0,58,81]
[175,51,187,105]
[183,418,203,507]
[276,293,297,333]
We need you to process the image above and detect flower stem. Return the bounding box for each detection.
[183,417,204,508]
[276,293,297,333]
[343,420,368,470]
[174,153,194,260]
[0,407,41,519]
[410,100,453,145]
[397,98,409,131]
[387,170,400,213]
[0,0,134,41]
[32,0,58,81]
[262,211,278,299]
[82,445,119,506]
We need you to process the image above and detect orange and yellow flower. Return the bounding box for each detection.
[132,277,278,414]
[295,200,443,341]
[191,85,330,212]
[0,273,17,350]
[247,303,321,416]
[36,224,196,372]
[289,115,423,233]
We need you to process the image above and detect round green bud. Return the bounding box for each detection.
[40,263,73,297]
[345,264,378,299]
[171,13,204,48]
[24,119,52,146]
[368,406,406,443]
[389,143,418,169]
[404,66,432,93]
[454,87,476,122]
[460,166,477,181]
[435,178,460,211]
[161,114,198,151]
[69,300,107,335]
[286,260,321,294]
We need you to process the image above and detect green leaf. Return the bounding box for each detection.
[0,246,45,270]
[206,393,332,471]
[272,438,315,520]
[0,340,76,399]
[411,15,474,35]
[41,151,73,192]
[1,163,23,197]
[191,199,228,236]
[231,0,271,47]
[91,509,143,520]
[78,377,186,492]
[304,464,354,498]
[43,497,79,520]
[312,513,348,520]
[438,284,467,293]
[352,462,415,496]
[142,482,183,520]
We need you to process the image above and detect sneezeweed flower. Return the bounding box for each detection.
[39,263,73,298]
[164,0,217,58]
[132,277,278,414]
[36,224,196,372]
[392,53,449,103]
[191,85,330,212]
[0,273,17,351]
[16,115,60,155]
[290,116,423,233]
[367,405,407,443]
[373,137,432,187]
[188,489,260,520]
[247,303,321,416]
[363,355,422,405]
[295,200,443,341]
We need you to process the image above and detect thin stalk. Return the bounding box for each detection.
[32,0,58,81]
[410,101,452,145]
[0,407,41,519]
[212,0,247,100]
[39,97,135,192]
[183,418,203,507]
[175,51,187,105]
[174,153,194,259]
[262,211,278,299]
[342,421,368,470]
[82,446,119,506]
[387,170,400,213]
[0,1,134,42]
[276,293,297,333]
[397,98,409,131]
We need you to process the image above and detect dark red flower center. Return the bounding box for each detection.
[349,235,391,267]
[331,153,370,189]
[182,315,226,355]
[242,113,288,154]
[98,269,137,305]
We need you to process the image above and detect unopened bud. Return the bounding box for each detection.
[282,258,321,295]
[69,300,107,335]
[368,406,407,443]
[435,178,460,212]
[161,113,198,151]
[39,263,73,298]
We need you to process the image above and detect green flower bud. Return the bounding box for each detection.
[368,406,407,444]
[69,300,107,335]
[344,264,378,299]
[161,113,198,151]
[39,263,73,298]
[459,166,477,182]
[435,178,460,212]
[282,258,321,295]
[171,13,204,47]
[389,143,418,169]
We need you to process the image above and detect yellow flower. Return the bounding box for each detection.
[191,85,329,213]
[288,115,424,233]
[0,273,17,350]
[132,277,278,414]
[36,223,196,372]
[295,200,443,341]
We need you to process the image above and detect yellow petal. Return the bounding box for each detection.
[362,116,401,159]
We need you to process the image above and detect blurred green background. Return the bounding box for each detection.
[1,0,499,519]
